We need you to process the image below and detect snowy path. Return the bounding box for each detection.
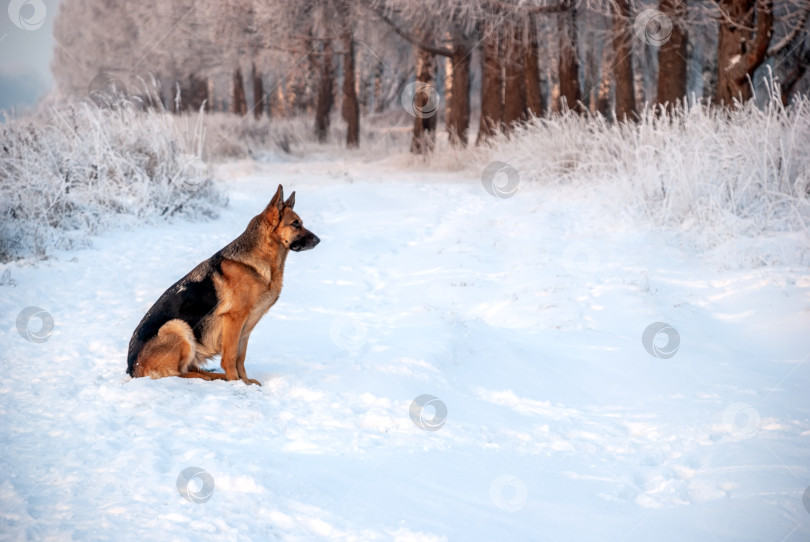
[2,156,809,541]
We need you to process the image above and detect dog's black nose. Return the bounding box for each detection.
[291,232,320,252]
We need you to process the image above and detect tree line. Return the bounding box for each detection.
[52,0,810,152]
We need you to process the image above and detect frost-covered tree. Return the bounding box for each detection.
[50,0,810,151]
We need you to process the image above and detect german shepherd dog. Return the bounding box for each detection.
[126,185,319,385]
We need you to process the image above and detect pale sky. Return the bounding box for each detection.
[1,0,62,113]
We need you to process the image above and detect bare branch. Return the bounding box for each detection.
[486,0,572,14]
[745,0,774,73]
[768,4,810,56]
[365,5,455,57]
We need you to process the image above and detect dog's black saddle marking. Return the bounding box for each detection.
[126,254,223,375]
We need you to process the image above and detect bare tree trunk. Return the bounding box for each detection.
[446,42,471,146]
[584,33,598,113]
[267,83,278,118]
[270,86,287,117]
[525,15,544,117]
[252,62,264,119]
[186,74,208,112]
[233,66,247,116]
[656,0,688,111]
[558,6,582,113]
[612,0,636,120]
[373,61,386,113]
[715,0,774,105]
[780,48,810,105]
[477,24,503,144]
[503,21,528,130]
[315,40,334,143]
[595,44,612,117]
[301,31,317,114]
[341,30,360,147]
[410,48,438,154]
[641,42,656,104]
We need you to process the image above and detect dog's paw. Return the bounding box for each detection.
[242,378,262,386]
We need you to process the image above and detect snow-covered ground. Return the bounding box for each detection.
[2,155,809,541]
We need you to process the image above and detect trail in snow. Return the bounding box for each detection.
[1,156,809,541]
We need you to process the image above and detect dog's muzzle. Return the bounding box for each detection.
[290,231,320,252]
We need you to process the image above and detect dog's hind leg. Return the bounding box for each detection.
[131,319,197,379]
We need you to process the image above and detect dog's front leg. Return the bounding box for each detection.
[236,335,261,386]
[220,314,245,382]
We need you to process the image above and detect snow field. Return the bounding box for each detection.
[1,156,809,541]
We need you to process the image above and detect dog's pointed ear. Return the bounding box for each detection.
[285,191,296,209]
[267,184,284,212]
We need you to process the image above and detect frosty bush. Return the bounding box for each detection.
[475,95,810,259]
[202,113,310,160]
[0,103,226,261]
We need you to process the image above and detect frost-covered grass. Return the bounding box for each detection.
[202,110,413,161]
[470,97,810,263]
[4,93,807,265]
[0,103,226,262]
[0,98,413,262]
